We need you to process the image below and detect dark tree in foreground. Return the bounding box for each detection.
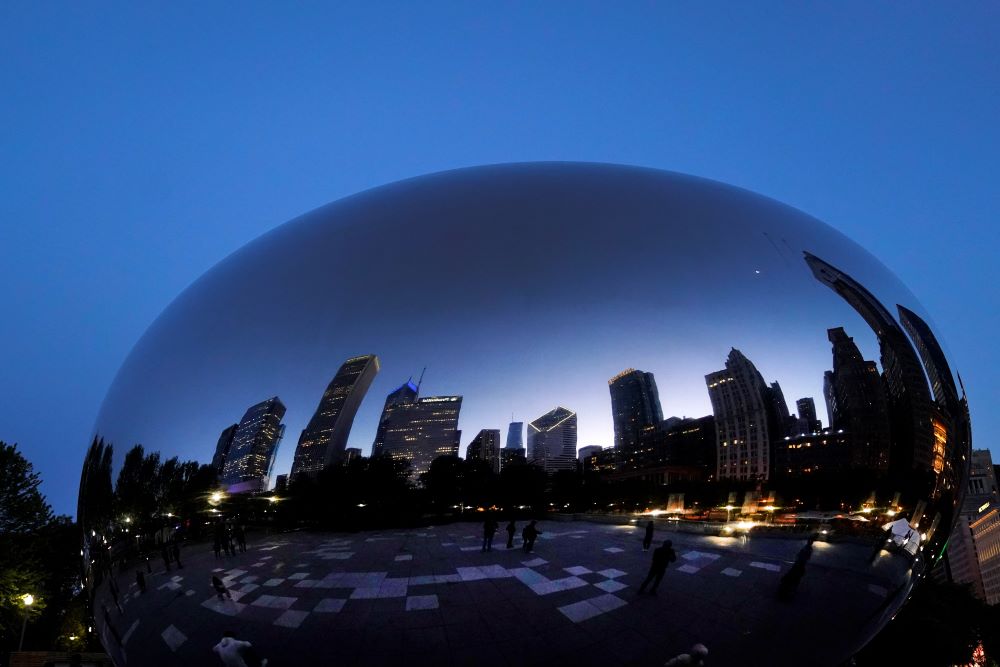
[0,442,98,655]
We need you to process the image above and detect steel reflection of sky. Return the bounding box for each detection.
[95,164,929,483]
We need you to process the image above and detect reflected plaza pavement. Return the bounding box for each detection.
[100,519,909,666]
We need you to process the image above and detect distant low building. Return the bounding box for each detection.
[578,445,604,461]
[772,429,852,478]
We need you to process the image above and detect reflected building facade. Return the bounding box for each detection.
[372,379,419,457]
[609,369,663,454]
[220,396,286,493]
[466,428,501,473]
[823,327,892,471]
[290,354,379,481]
[528,407,578,473]
[379,395,462,482]
[212,423,238,475]
[705,349,775,481]
[501,420,526,469]
[805,252,936,476]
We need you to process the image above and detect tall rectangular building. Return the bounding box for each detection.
[290,354,379,480]
[379,395,462,483]
[528,406,577,473]
[608,369,663,453]
[372,379,420,457]
[942,450,1000,605]
[466,429,501,473]
[824,327,892,471]
[705,349,772,481]
[221,396,286,493]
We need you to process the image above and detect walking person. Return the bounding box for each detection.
[213,530,222,558]
[212,575,233,601]
[643,520,655,551]
[637,539,677,595]
[522,520,542,553]
[505,519,517,549]
[235,522,247,553]
[482,517,499,552]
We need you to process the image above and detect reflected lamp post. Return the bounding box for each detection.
[18,593,34,651]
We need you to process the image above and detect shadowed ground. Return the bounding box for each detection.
[96,520,911,666]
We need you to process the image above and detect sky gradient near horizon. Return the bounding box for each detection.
[1,3,997,516]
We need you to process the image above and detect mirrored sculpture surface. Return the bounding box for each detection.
[80,163,970,666]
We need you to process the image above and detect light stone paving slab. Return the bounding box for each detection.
[531,576,588,596]
[721,568,742,577]
[161,625,187,652]
[594,580,628,593]
[603,547,624,554]
[598,568,627,579]
[274,610,309,628]
[201,596,247,616]
[405,594,439,611]
[394,554,413,561]
[749,561,781,572]
[314,598,347,613]
[559,598,603,623]
[288,572,310,580]
[251,595,297,610]
[522,558,548,567]
[565,566,592,576]
[263,578,284,587]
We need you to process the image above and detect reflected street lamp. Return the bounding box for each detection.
[18,593,34,651]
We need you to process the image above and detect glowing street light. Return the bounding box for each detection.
[19,593,34,651]
[210,491,224,504]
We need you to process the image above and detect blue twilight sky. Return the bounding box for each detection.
[1,3,997,517]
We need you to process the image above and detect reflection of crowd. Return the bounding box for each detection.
[214,519,248,558]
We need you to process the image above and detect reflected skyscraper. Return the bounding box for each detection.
[506,421,524,450]
[805,252,935,475]
[212,423,238,474]
[608,368,663,453]
[372,379,420,457]
[824,327,892,470]
[528,407,577,473]
[290,354,379,480]
[380,395,462,482]
[706,349,773,481]
[796,397,821,434]
[466,429,501,473]
[220,396,286,493]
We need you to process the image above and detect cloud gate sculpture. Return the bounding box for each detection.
[80,163,970,666]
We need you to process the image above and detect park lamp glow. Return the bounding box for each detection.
[21,593,34,607]
[209,491,225,505]
[724,505,735,511]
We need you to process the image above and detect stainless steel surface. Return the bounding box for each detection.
[79,163,970,666]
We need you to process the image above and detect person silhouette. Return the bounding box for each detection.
[664,643,709,665]
[637,539,677,595]
[212,575,232,600]
[643,520,655,551]
[213,630,268,667]
[482,517,499,552]
[505,520,517,549]
[522,520,542,553]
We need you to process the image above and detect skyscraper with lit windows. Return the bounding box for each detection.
[221,396,286,493]
[705,349,772,481]
[608,368,663,453]
[379,395,462,483]
[290,354,379,480]
[528,407,577,473]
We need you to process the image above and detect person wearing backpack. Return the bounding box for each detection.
[638,539,677,595]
